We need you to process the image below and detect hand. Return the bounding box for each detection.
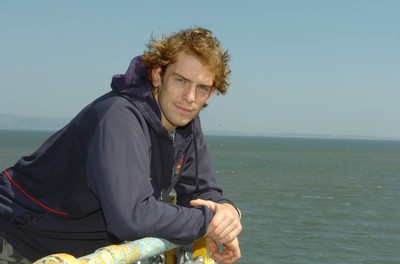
[190,199,242,244]
[190,199,242,263]
[207,237,241,264]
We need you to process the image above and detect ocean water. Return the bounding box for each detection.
[1,130,399,263]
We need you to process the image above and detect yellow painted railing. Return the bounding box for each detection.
[34,237,214,264]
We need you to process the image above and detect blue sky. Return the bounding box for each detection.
[1,1,399,139]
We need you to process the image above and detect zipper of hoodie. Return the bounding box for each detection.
[160,133,196,202]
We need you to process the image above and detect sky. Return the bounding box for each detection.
[1,1,399,139]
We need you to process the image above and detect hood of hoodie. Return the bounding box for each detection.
[111,56,161,120]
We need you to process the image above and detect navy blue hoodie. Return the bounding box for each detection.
[0,56,234,261]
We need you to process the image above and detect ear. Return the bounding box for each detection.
[151,66,162,87]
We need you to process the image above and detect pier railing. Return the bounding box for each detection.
[34,237,214,264]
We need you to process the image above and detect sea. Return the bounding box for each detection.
[1,130,399,264]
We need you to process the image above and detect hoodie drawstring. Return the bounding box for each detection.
[193,134,200,194]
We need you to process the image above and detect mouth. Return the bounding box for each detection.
[175,104,194,115]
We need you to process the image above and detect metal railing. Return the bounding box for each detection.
[34,237,214,264]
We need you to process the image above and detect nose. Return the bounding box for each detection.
[182,85,196,103]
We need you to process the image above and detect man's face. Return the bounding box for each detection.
[152,52,216,132]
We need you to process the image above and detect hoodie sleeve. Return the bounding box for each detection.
[175,117,237,208]
[86,105,214,244]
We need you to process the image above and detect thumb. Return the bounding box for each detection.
[190,199,217,212]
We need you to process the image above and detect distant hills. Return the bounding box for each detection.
[1,113,398,141]
[0,114,70,131]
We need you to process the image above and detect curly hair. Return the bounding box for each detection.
[142,27,231,95]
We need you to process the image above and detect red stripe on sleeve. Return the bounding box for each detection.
[2,169,68,216]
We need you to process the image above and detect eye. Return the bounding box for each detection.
[198,85,211,92]
[176,78,186,85]
[199,85,208,91]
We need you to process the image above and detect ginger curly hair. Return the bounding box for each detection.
[142,27,231,95]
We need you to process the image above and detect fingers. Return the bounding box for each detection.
[210,218,242,244]
[207,204,242,244]
[190,199,217,212]
[190,200,242,263]
[206,237,219,255]
[208,238,241,263]
[191,199,243,244]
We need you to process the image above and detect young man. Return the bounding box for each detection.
[0,28,242,263]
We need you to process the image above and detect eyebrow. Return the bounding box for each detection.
[172,72,213,88]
